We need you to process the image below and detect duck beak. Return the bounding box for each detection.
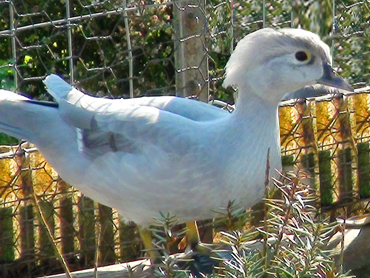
[317,62,353,92]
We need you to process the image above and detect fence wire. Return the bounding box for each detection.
[0,0,369,277]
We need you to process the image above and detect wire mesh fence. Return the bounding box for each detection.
[0,0,369,277]
[280,88,370,210]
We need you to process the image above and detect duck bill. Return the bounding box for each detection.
[317,62,353,92]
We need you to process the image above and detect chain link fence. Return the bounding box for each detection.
[0,0,369,277]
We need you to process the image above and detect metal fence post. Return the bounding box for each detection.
[9,1,18,91]
[66,0,74,83]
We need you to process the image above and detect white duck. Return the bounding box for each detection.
[0,28,352,260]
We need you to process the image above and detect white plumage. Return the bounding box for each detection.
[0,28,351,227]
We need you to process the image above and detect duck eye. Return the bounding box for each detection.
[295,51,309,62]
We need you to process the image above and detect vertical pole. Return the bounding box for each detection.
[15,148,35,274]
[297,99,318,192]
[331,0,336,65]
[358,142,370,198]
[173,0,209,102]
[9,1,18,91]
[335,94,358,207]
[173,0,210,243]
[39,201,55,264]
[98,204,115,264]
[318,150,333,206]
[0,207,14,263]
[316,100,337,207]
[66,0,74,83]
[59,179,74,262]
[122,0,134,98]
[119,220,139,261]
[79,195,95,267]
[262,0,266,28]
[291,5,294,28]
[230,0,234,52]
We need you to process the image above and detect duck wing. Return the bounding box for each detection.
[43,74,228,160]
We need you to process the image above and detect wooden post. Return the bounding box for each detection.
[14,148,36,272]
[297,99,318,187]
[59,180,74,262]
[281,155,294,171]
[358,142,370,198]
[354,92,370,199]
[20,205,35,261]
[78,195,95,267]
[0,207,14,263]
[172,0,211,244]
[119,221,139,262]
[318,150,333,206]
[338,148,353,202]
[301,153,316,183]
[39,201,55,265]
[334,94,357,206]
[98,204,115,265]
[173,0,209,101]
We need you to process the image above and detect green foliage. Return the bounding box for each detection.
[0,62,15,90]
[0,0,175,98]
[263,172,338,277]
[293,0,333,38]
[149,213,191,277]
[0,59,19,144]
[319,151,333,206]
[0,207,15,263]
[213,200,255,232]
[335,1,370,88]
[358,142,370,198]
[0,134,19,145]
[149,171,350,277]
[0,0,368,102]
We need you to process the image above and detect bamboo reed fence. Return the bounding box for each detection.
[280,87,370,211]
[0,145,142,276]
[0,88,370,277]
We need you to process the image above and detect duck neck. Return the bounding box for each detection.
[231,88,279,124]
[226,88,283,178]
